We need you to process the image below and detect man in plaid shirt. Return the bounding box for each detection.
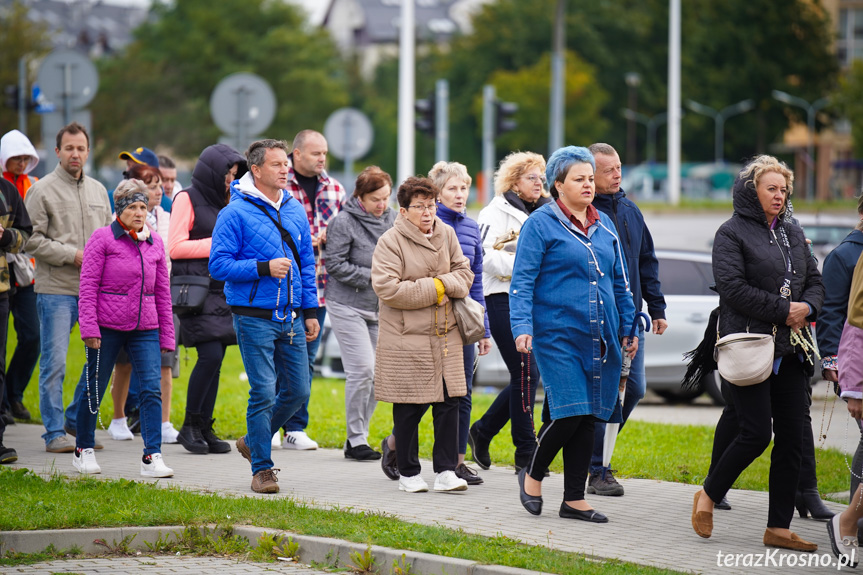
[280,130,345,451]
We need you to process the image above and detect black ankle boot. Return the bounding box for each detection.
[177,412,208,454]
[795,488,833,521]
[201,417,231,454]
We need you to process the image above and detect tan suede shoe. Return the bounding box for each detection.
[763,529,817,552]
[692,490,713,538]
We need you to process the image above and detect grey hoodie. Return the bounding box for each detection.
[323,195,395,312]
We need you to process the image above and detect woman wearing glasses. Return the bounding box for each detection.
[469,152,550,472]
[372,176,474,493]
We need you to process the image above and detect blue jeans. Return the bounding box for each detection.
[5,284,40,405]
[234,314,311,475]
[37,294,86,444]
[76,329,163,454]
[590,327,646,473]
[283,307,325,433]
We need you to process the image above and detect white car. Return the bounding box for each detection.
[317,249,725,404]
[643,250,721,403]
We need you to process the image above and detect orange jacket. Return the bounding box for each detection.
[2,172,37,199]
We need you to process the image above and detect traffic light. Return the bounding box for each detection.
[415,94,436,136]
[4,85,19,110]
[495,100,518,137]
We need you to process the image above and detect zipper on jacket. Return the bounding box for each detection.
[277,207,291,318]
[135,241,145,329]
[249,279,260,303]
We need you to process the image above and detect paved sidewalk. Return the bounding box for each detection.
[2,422,849,574]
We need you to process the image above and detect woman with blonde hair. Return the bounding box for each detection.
[692,155,823,551]
[468,151,550,472]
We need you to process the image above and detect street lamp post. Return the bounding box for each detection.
[622,108,668,165]
[685,99,755,164]
[772,90,830,199]
[625,72,641,164]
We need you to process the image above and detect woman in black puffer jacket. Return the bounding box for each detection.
[168,144,247,454]
[691,156,823,551]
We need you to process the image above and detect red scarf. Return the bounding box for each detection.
[117,217,142,241]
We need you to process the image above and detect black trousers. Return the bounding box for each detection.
[392,383,459,477]
[186,341,228,418]
[473,293,540,464]
[529,414,595,501]
[704,356,808,529]
[0,294,10,439]
[709,366,822,491]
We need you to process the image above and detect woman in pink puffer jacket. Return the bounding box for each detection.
[73,179,175,479]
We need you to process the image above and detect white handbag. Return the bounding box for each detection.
[713,331,775,386]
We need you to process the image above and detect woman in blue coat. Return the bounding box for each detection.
[510,146,636,523]
[429,161,491,486]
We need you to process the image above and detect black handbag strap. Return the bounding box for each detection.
[243,197,302,267]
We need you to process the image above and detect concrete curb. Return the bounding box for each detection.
[0,525,548,575]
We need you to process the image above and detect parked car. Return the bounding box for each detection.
[643,250,721,404]
[794,213,859,269]
[317,249,726,404]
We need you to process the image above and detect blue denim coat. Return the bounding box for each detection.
[510,201,635,422]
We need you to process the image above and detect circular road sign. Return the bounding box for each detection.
[210,73,277,137]
[324,108,374,161]
[36,49,99,110]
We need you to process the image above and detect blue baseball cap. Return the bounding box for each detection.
[118,147,159,168]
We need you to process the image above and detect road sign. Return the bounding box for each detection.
[210,73,276,149]
[323,108,373,161]
[36,49,99,115]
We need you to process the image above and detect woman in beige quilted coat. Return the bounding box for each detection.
[372,176,474,494]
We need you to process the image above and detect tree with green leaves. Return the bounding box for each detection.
[91,0,348,165]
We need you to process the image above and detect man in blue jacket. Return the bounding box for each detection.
[587,143,668,496]
[209,139,319,494]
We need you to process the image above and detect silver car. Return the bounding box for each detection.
[317,249,726,404]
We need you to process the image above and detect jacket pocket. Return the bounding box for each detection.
[249,279,259,304]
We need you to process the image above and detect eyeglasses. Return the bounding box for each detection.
[408,204,437,213]
[523,175,546,185]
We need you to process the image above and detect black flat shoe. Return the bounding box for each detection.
[468,422,491,470]
[559,501,608,523]
[455,462,483,485]
[517,467,542,516]
[380,437,399,480]
[344,441,382,461]
[714,496,732,510]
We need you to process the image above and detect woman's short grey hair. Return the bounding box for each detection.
[245,139,290,168]
[113,179,149,215]
[427,161,471,192]
[545,146,595,199]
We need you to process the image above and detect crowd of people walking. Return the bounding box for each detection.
[1,121,862,564]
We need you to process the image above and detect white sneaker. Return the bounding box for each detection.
[161,422,179,444]
[72,448,101,474]
[398,474,429,493]
[107,418,134,441]
[271,430,282,448]
[141,453,174,478]
[282,431,318,450]
[434,470,468,492]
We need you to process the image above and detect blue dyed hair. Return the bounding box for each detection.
[545,146,595,198]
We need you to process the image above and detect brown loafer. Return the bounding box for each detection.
[763,529,817,552]
[692,490,713,538]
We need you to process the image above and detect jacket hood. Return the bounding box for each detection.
[190,144,247,208]
[731,171,773,224]
[0,130,39,174]
[342,195,394,230]
[230,171,287,210]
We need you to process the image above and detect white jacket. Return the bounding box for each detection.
[477,195,530,296]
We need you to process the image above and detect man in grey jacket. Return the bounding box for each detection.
[25,123,112,453]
